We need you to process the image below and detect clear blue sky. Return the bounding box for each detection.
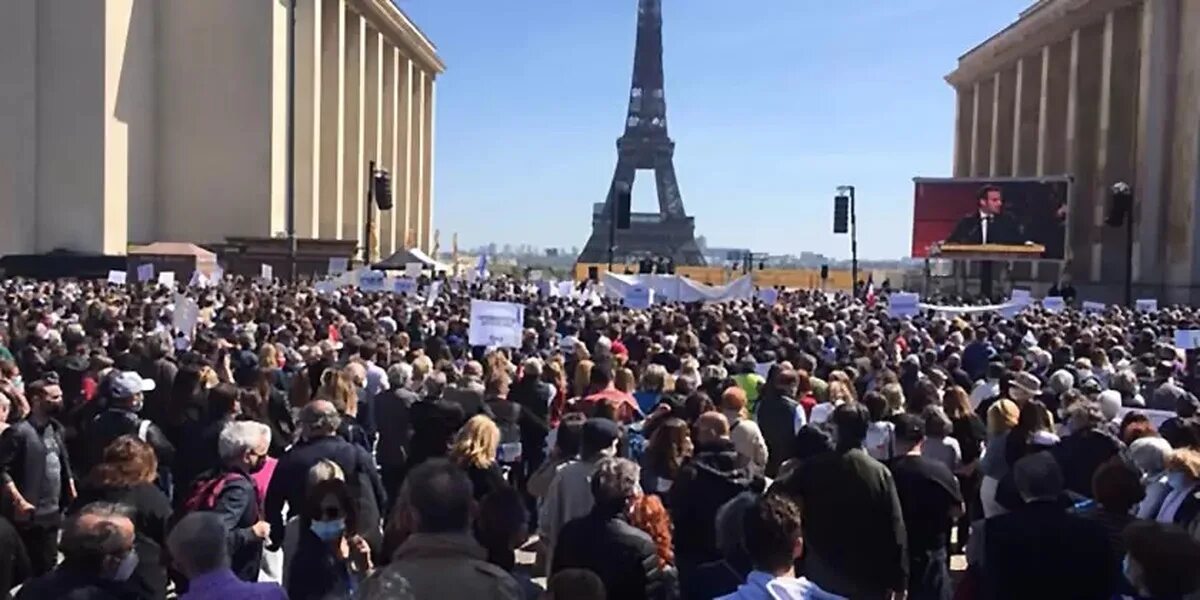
[398,0,1029,260]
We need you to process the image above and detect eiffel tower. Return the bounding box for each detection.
[577,0,705,267]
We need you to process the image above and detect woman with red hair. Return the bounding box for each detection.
[628,494,678,578]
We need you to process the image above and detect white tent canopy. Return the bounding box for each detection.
[375,247,448,271]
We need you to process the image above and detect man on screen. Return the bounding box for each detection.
[946,185,1025,245]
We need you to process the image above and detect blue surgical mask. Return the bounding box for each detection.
[10,376,22,393]
[310,518,346,541]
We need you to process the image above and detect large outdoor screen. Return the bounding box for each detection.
[910,177,1069,260]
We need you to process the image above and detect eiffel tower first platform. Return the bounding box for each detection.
[577,0,705,267]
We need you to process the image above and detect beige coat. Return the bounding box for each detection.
[361,533,521,600]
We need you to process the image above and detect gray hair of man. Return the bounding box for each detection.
[423,371,448,399]
[61,501,134,571]
[1111,370,1140,397]
[167,512,229,577]
[387,362,414,389]
[1013,452,1065,502]
[297,400,342,439]
[217,420,272,463]
[1065,400,1107,434]
[714,492,758,560]
[1048,369,1075,395]
[522,357,544,380]
[590,457,641,508]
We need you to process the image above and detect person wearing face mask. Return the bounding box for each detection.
[1155,448,1200,542]
[286,478,373,600]
[81,371,175,481]
[0,379,76,577]
[16,502,138,600]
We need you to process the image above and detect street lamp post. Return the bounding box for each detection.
[837,185,859,297]
[285,0,298,281]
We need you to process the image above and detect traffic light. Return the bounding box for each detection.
[373,169,393,210]
[833,194,849,234]
[615,186,632,230]
[820,264,829,280]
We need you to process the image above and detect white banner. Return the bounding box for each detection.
[558,281,576,298]
[393,277,418,296]
[358,270,387,292]
[157,271,176,288]
[889,292,921,318]
[107,270,127,285]
[1083,301,1106,314]
[758,288,779,305]
[1043,296,1066,313]
[173,294,199,338]
[137,263,155,282]
[261,264,274,281]
[1175,329,1200,350]
[602,272,754,304]
[328,257,349,275]
[1136,298,1158,313]
[468,300,524,348]
[624,285,655,309]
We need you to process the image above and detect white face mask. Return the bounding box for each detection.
[111,550,139,582]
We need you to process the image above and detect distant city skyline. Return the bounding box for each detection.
[399,0,1030,260]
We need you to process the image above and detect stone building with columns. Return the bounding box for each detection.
[946,0,1200,303]
[0,0,442,260]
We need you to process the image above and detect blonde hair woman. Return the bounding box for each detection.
[450,415,507,500]
[316,368,369,451]
[810,380,854,425]
[572,360,595,402]
[980,399,1021,517]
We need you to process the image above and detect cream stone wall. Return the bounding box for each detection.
[0,0,442,258]
[947,0,1200,303]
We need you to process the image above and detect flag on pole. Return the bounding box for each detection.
[475,253,489,280]
[864,273,877,308]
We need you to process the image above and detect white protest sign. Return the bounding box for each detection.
[1175,329,1200,350]
[172,294,200,338]
[405,262,423,279]
[468,300,525,348]
[426,281,442,307]
[136,263,155,282]
[1083,301,1106,314]
[358,270,387,292]
[393,277,418,296]
[157,271,176,288]
[624,285,655,310]
[529,270,543,281]
[536,280,553,297]
[1042,296,1066,313]
[188,271,208,288]
[1136,298,1158,313]
[260,264,274,282]
[558,282,576,298]
[328,257,349,275]
[107,270,127,285]
[888,292,921,318]
[315,281,337,295]
[211,266,224,282]
[1010,289,1032,303]
[758,288,779,305]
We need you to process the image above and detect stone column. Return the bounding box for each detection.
[969,81,982,176]
[0,0,38,255]
[380,42,396,257]
[1172,0,1200,302]
[1095,5,1143,292]
[342,12,364,244]
[318,0,345,239]
[1013,54,1041,177]
[421,76,435,253]
[409,69,425,250]
[1135,0,1178,297]
[1040,39,1071,177]
[953,86,975,177]
[991,68,1015,177]
[293,0,323,238]
[972,77,994,177]
[363,26,383,261]
[1066,23,1104,287]
[396,55,412,249]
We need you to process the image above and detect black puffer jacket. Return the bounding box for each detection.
[668,439,763,568]
[552,505,675,600]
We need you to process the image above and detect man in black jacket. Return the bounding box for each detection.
[973,452,1114,600]
[0,513,30,599]
[669,412,761,577]
[553,457,674,600]
[946,185,1025,246]
[375,364,419,513]
[264,401,386,551]
[774,403,907,599]
[512,358,553,482]
[0,379,76,576]
[81,371,175,478]
[755,368,806,477]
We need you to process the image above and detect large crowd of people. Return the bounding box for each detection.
[1,274,1200,599]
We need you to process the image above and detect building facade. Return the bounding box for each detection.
[0,0,442,258]
[946,0,1200,303]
